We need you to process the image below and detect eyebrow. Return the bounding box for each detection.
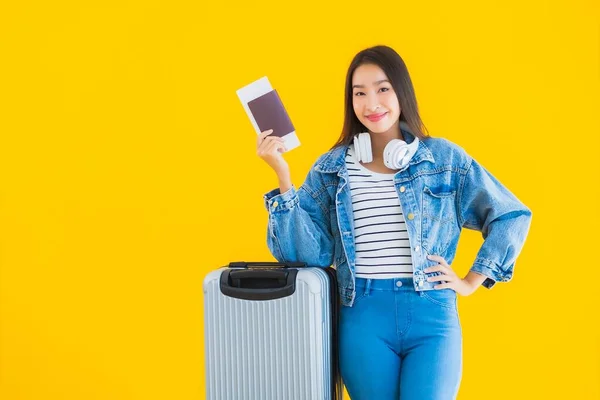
[352,79,390,89]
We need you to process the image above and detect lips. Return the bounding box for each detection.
[366,112,387,122]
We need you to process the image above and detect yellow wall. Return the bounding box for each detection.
[1,1,598,399]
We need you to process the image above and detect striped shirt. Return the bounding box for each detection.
[346,145,414,279]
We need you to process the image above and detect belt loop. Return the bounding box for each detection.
[364,278,372,296]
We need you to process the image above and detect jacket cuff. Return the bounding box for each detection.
[263,185,299,212]
[469,258,513,289]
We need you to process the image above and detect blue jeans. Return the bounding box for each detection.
[339,277,463,400]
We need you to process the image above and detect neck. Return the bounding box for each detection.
[369,119,404,161]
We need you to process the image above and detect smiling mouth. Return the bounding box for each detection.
[366,112,387,121]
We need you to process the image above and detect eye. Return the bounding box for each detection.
[354,88,390,96]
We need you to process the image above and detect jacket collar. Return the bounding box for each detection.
[313,124,435,174]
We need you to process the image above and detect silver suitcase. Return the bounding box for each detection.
[203,261,342,400]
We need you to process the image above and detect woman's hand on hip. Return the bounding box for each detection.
[423,254,479,296]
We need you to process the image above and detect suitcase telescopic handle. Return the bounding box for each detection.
[227,261,307,269]
[219,268,299,300]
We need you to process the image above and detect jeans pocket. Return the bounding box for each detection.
[421,288,457,310]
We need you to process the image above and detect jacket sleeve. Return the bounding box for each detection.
[262,163,334,268]
[457,156,533,288]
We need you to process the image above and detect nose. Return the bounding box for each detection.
[365,93,380,112]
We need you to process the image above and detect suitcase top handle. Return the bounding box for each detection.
[220,268,299,300]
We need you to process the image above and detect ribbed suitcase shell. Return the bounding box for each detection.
[203,266,339,400]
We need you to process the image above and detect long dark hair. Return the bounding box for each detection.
[330,45,430,150]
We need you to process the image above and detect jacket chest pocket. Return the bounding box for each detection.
[421,186,457,255]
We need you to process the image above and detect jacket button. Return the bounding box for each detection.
[272,201,279,208]
[400,186,406,193]
[407,213,415,220]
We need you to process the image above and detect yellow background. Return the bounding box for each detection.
[1,1,598,399]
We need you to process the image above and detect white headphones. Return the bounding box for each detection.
[353,120,420,170]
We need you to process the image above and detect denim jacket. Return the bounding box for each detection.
[263,128,532,307]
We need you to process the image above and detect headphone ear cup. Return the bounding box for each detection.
[383,139,407,169]
[356,132,373,163]
[353,135,361,162]
[383,137,420,169]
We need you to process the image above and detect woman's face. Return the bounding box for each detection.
[351,63,401,134]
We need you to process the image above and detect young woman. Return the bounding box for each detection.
[256,45,532,400]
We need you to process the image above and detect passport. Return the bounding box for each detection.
[247,89,295,138]
[236,76,300,152]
